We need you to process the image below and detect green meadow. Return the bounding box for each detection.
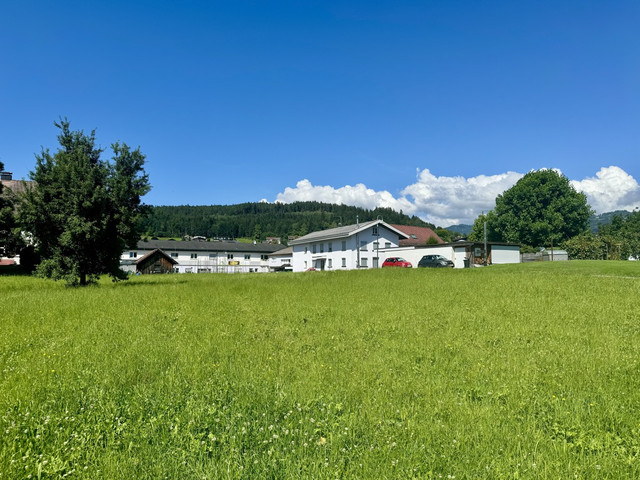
[2,262,640,479]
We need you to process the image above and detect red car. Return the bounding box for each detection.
[382,257,412,268]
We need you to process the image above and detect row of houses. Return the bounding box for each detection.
[120,219,521,274]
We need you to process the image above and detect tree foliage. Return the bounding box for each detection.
[138,202,434,242]
[0,161,21,257]
[470,170,592,248]
[594,210,640,259]
[20,120,150,285]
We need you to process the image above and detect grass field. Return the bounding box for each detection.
[2,262,640,479]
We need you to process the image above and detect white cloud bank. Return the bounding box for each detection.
[274,166,640,226]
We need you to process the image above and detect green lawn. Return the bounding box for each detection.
[2,262,640,478]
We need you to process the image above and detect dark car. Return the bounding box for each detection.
[418,254,454,268]
[382,257,412,268]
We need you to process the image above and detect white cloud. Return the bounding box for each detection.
[274,167,640,226]
[570,166,640,214]
[400,169,523,226]
[275,179,415,214]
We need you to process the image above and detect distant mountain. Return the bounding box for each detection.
[445,224,473,236]
[589,210,633,232]
[443,211,634,237]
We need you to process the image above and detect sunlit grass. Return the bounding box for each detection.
[2,262,640,478]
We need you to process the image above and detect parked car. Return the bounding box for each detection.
[382,257,412,268]
[418,255,454,268]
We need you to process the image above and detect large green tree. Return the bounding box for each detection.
[470,170,592,248]
[20,120,150,285]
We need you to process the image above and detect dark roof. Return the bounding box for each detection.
[268,246,293,257]
[135,249,179,265]
[391,224,443,246]
[135,239,287,254]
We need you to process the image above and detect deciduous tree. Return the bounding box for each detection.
[471,170,592,248]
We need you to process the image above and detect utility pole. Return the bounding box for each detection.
[483,217,488,266]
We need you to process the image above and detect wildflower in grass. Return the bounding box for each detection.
[319,437,327,445]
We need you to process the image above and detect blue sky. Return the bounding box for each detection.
[2,1,639,225]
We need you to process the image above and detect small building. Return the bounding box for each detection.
[134,249,178,274]
[268,246,293,271]
[541,249,568,261]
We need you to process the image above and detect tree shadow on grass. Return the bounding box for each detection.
[0,265,32,277]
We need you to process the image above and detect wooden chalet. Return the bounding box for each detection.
[135,249,178,274]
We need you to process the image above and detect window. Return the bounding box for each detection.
[319,243,324,253]
[312,244,317,254]
[328,242,333,252]
[385,242,391,249]
[129,252,137,258]
[341,241,347,251]
[171,252,179,258]
[227,254,234,259]
[373,257,379,268]
[372,226,379,235]
[361,257,368,267]
[244,254,251,260]
[360,241,367,251]
[328,258,332,268]
[373,241,379,250]
[190,253,198,259]
[261,254,268,261]
[209,254,216,259]
[305,247,308,254]
[342,258,346,267]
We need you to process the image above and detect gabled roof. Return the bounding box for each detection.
[268,246,293,257]
[391,224,443,246]
[289,219,409,245]
[135,248,179,265]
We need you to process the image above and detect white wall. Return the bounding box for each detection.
[379,245,454,268]
[290,225,401,272]
[121,249,271,273]
[491,245,521,264]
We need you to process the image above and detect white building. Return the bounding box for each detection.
[289,220,409,272]
[268,246,293,271]
[120,239,286,273]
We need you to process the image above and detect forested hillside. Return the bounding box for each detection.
[139,202,433,241]
[589,210,632,232]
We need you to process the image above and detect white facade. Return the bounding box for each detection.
[120,240,285,273]
[491,245,521,264]
[289,220,408,272]
[380,245,453,268]
[268,246,293,271]
[379,242,520,268]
